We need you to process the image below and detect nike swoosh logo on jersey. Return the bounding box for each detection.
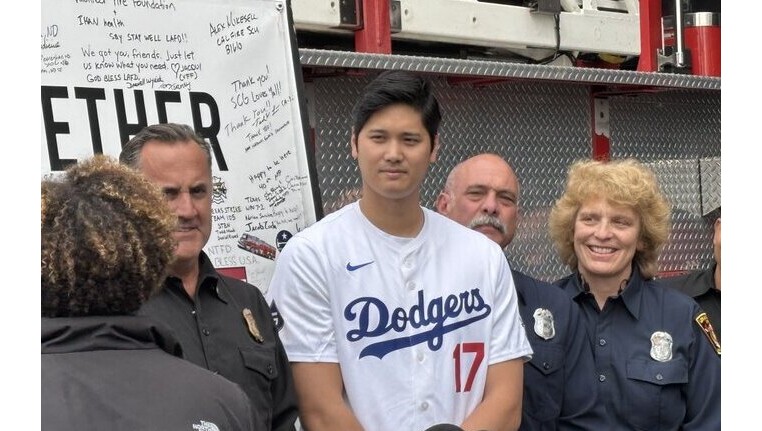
[346,261,374,271]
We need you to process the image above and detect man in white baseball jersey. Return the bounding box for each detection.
[269,70,532,431]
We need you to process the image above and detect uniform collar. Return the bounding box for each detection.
[617,266,644,319]
[198,251,230,303]
[569,264,645,319]
[164,252,229,304]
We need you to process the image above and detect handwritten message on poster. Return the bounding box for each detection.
[41,0,319,293]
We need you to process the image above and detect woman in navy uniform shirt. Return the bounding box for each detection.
[548,159,721,431]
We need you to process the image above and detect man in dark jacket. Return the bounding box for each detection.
[42,155,256,431]
[120,123,298,431]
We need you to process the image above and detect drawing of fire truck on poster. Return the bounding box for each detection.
[237,233,277,260]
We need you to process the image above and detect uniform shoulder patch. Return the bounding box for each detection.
[695,312,721,356]
[270,300,284,332]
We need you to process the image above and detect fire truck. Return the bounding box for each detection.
[286,0,720,282]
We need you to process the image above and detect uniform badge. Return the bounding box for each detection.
[242,308,264,343]
[695,312,721,356]
[533,308,555,340]
[650,331,673,362]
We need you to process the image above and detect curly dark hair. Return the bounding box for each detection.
[41,155,176,317]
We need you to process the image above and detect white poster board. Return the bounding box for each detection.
[41,0,320,293]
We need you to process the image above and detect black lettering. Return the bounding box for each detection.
[189,91,226,171]
[74,87,106,155]
[114,89,148,145]
[41,86,75,171]
[154,90,181,123]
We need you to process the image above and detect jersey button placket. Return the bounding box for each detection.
[403,255,413,269]
[401,254,416,292]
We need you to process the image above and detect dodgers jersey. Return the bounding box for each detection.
[269,202,532,431]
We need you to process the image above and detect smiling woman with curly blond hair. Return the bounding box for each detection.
[548,158,720,430]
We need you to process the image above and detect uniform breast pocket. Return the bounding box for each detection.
[625,358,688,430]
[524,343,564,422]
[239,346,278,421]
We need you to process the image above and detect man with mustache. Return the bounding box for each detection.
[120,123,298,431]
[437,153,606,430]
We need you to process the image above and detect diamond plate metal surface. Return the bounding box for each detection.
[311,72,720,281]
[613,92,721,273]
[300,48,722,90]
[700,157,721,216]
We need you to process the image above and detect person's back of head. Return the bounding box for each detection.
[41,155,176,317]
[351,70,442,147]
[709,206,720,267]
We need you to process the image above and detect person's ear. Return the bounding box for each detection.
[429,134,440,163]
[350,130,358,160]
[435,192,451,214]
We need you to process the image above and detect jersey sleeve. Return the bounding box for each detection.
[269,235,339,363]
[488,250,533,365]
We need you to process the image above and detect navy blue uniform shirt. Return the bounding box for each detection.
[555,266,721,430]
[512,269,607,431]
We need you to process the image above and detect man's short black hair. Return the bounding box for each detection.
[351,70,442,149]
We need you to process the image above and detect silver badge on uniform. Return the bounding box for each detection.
[650,331,673,362]
[533,308,555,340]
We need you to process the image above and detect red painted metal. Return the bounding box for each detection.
[684,19,721,77]
[355,0,392,54]
[591,87,610,161]
[592,128,610,161]
[637,0,662,72]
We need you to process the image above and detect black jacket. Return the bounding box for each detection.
[42,315,256,431]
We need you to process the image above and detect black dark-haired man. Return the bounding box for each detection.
[269,71,532,431]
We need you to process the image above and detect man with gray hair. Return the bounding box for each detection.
[437,153,606,430]
[120,123,298,431]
